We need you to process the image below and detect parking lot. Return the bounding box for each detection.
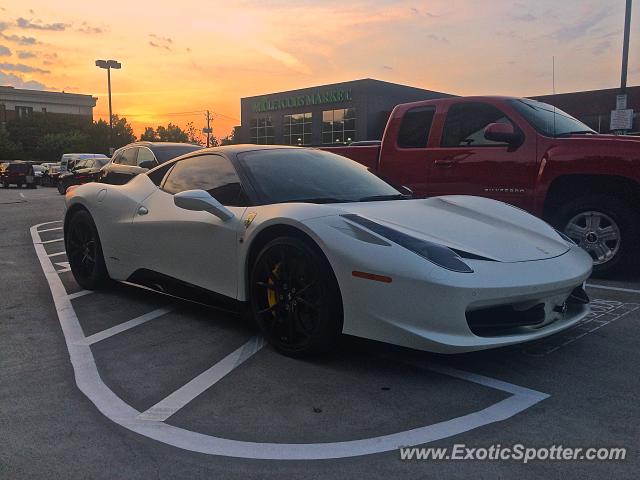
[1,186,639,479]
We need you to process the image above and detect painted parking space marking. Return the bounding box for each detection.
[66,290,92,300]
[523,299,639,356]
[31,221,550,460]
[55,261,71,273]
[77,307,174,346]
[138,336,266,422]
[587,283,640,295]
[38,237,64,245]
[37,220,63,229]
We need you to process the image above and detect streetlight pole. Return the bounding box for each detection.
[621,0,632,93]
[95,59,122,154]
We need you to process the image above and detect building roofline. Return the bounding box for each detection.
[241,78,451,100]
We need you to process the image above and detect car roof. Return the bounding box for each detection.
[187,144,305,157]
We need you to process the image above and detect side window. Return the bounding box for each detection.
[162,154,246,206]
[147,162,176,186]
[120,148,138,166]
[441,103,514,147]
[397,107,435,148]
[111,152,122,165]
[137,147,157,166]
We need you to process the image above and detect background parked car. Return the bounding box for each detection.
[98,142,203,185]
[32,165,45,185]
[41,164,62,187]
[57,157,110,194]
[0,161,36,188]
[60,153,109,173]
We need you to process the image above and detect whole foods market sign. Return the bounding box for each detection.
[252,89,352,113]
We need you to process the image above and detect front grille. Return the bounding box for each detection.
[467,302,546,336]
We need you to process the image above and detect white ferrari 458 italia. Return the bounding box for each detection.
[64,145,592,356]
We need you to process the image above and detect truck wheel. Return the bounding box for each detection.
[552,195,638,277]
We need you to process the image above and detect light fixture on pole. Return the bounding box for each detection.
[95,59,122,154]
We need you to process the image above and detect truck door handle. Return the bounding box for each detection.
[137,206,149,215]
[434,159,456,168]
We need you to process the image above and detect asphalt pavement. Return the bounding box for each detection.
[1,186,638,479]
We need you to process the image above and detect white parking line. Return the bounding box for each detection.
[587,283,640,295]
[39,238,64,245]
[78,307,174,346]
[31,221,550,460]
[48,251,67,258]
[138,336,265,422]
[66,290,92,300]
[37,220,63,228]
[39,226,63,233]
[55,261,71,273]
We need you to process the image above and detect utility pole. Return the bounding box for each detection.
[203,110,213,147]
[621,0,633,93]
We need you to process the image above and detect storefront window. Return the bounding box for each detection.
[283,112,312,146]
[322,108,356,145]
[249,117,275,144]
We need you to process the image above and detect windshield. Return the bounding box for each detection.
[154,145,203,163]
[509,99,596,137]
[237,148,401,205]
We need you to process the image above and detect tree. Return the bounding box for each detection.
[156,123,188,142]
[3,113,135,159]
[140,127,159,142]
[220,126,240,145]
[35,131,91,161]
[185,122,204,146]
[0,130,23,160]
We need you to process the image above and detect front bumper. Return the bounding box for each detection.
[304,217,593,354]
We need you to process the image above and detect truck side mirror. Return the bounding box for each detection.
[484,123,522,146]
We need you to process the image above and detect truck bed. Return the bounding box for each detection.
[320,145,380,170]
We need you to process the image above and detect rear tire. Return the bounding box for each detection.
[552,195,639,277]
[65,210,110,290]
[249,236,342,357]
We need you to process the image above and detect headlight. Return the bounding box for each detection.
[341,214,474,273]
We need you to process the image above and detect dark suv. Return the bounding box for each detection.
[98,142,203,185]
[57,157,110,194]
[0,162,36,188]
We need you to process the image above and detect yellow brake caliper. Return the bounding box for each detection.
[267,263,281,313]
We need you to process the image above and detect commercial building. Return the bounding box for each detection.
[533,86,640,133]
[239,79,639,145]
[0,86,97,130]
[239,79,453,146]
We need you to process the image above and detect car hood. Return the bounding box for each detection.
[336,196,570,262]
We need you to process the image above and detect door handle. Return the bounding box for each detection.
[137,206,149,215]
[434,159,456,168]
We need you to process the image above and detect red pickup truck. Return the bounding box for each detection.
[325,96,640,276]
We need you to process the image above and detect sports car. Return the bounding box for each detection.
[63,145,593,356]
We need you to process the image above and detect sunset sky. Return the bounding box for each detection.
[0,0,638,138]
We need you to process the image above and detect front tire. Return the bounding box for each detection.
[552,195,639,277]
[249,236,342,357]
[65,209,110,290]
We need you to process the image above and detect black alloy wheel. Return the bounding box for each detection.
[65,210,110,290]
[250,236,342,357]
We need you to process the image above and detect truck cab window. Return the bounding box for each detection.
[442,103,514,147]
[397,107,436,148]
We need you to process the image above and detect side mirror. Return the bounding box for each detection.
[173,189,234,221]
[484,123,522,146]
[138,160,157,170]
